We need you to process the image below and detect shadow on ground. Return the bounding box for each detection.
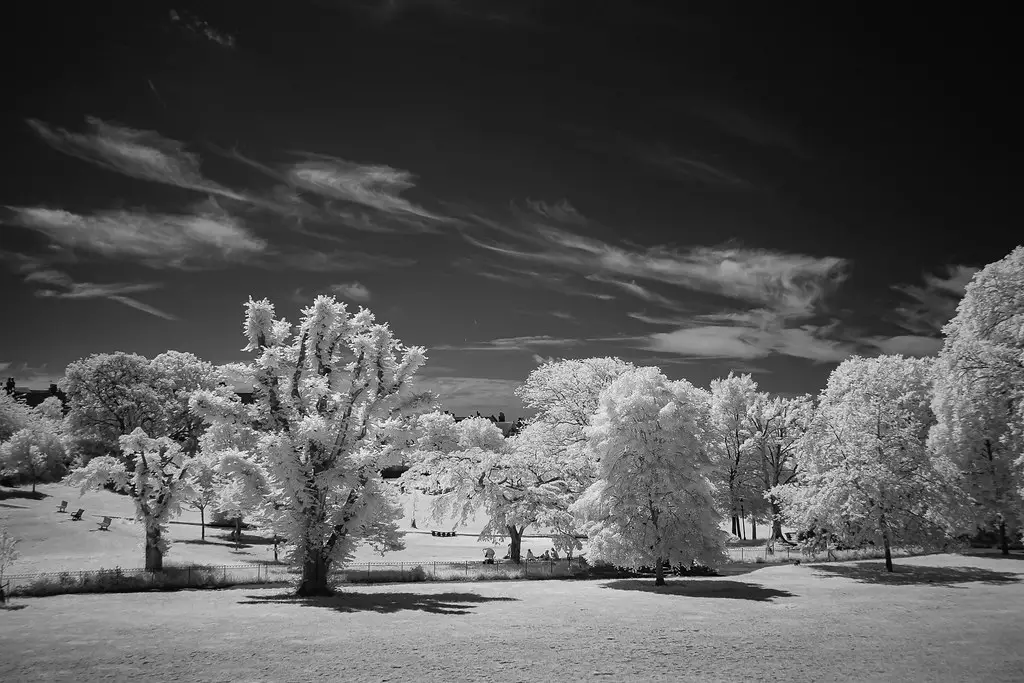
[811,562,1023,586]
[601,579,794,602]
[0,489,48,501]
[0,604,28,611]
[239,590,519,615]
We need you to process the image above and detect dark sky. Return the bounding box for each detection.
[1,2,1019,416]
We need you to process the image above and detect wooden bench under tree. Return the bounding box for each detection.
[70,509,85,521]
[97,517,112,531]
[56,501,68,513]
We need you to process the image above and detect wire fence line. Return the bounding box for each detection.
[1,544,926,595]
[0,558,589,594]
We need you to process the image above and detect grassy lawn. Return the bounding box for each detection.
[0,484,575,574]
[2,553,1023,682]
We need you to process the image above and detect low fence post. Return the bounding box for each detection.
[465,561,469,577]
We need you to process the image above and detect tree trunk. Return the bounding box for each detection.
[506,524,524,564]
[654,556,665,586]
[200,507,205,540]
[234,517,242,549]
[882,530,893,572]
[770,498,784,540]
[751,521,757,540]
[297,551,332,596]
[1000,521,1009,556]
[31,479,36,494]
[144,526,163,572]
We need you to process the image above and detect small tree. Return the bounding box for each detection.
[0,524,19,597]
[0,422,67,492]
[184,450,221,540]
[65,428,194,571]
[571,367,728,586]
[775,355,970,571]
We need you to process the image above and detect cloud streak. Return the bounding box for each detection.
[433,335,579,352]
[5,201,267,268]
[27,118,250,202]
[19,268,176,320]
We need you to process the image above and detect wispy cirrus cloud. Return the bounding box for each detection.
[328,281,372,302]
[5,200,267,268]
[18,268,176,320]
[643,323,854,363]
[523,198,586,224]
[273,249,415,273]
[680,97,808,157]
[168,9,236,48]
[465,209,852,363]
[413,375,527,416]
[287,153,440,220]
[465,226,847,318]
[569,126,753,190]
[27,118,250,202]
[586,274,681,308]
[433,335,579,352]
[892,264,978,336]
[860,264,979,357]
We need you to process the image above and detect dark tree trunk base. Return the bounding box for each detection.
[297,556,332,596]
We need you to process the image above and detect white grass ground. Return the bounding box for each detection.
[2,553,1023,682]
[0,484,583,574]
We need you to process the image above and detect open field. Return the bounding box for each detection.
[3,553,1024,682]
[1,484,796,575]
[0,484,570,574]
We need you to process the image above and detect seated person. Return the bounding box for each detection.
[526,549,536,561]
[550,548,560,560]
[483,547,495,565]
[540,550,551,560]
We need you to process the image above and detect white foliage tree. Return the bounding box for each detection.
[708,373,761,537]
[0,391,30,443]
[571,367,728,586]
[403,357,635,563]
[745,392,814,542]
[192,295,433,596]
[774,355,970,572]
[930,246,1024,554]
[183,449,221,540]
[64,428,194,571]
[0,413,67,492]
[404,415,585,563]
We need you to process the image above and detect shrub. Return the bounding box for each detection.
[10,564,282,597]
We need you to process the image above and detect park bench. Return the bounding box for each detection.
[70,509,85,521]
[56,501,68,513]
[97,517,112,531]
[431,530,456,537]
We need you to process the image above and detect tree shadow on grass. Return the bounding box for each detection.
[0,502,29,509]
[811,562,1023,587]
[239,590,519,615]
[601,579,793,602]
[0,489,48,501]
[0,604,28,611]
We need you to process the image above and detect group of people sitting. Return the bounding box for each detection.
[482,545,562,564]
